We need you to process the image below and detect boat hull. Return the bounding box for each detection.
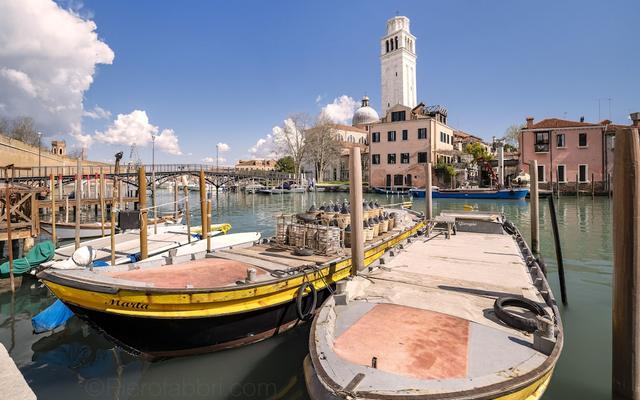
[65,287,331,358]
[411,188,529,199]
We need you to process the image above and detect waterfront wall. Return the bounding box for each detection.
[0,135,105,169]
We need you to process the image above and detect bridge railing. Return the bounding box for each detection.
[0,164,296,180]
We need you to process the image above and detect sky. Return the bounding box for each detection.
[0,0,638,165]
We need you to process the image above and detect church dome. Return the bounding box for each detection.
[352,96,379,126]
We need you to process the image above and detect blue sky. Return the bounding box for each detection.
[5,0,639,164]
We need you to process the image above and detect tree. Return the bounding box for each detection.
[303,115,342,182]
[504,124,525,149]
[275,156,295,173]
[274,113,310,182]
[10,117,40,146]
[464,142,493,161]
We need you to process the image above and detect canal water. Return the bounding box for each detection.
[0,190,612,399]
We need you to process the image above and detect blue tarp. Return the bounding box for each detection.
[32,299,75,334]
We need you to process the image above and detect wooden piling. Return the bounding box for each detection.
[184,186,191,244]
[65,195,69,223]
[592,172,595,199]
[50,175,56,245]
[138,167,148,260]
[74,159,81,249]
[576,173,579,197]
[206,199,212,253]
[199,170,208,243]
[173,177,178,219]
[99,169,105,237]
[4,185,15,293]
[612,127,640,399]
[348,147,365,275]
[529,160,540,254]
[424,162,432,221]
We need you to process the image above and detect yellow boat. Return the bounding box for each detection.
[304,211,563,399]
[38,206,424,357]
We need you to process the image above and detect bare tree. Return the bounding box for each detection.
[504,123,525,149]
[304,115,342,182]
[10,117,40,146]
[0,117,9,136]
[274,113,310,182]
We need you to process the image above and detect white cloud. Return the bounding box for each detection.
[83,105,111,119]
[202,156,226,164]
[94,110,182,155]
[320,95,358,125]
[249,130,277,160]
[216,142,230,152]
[0,0,114,137]
[315,94,323,104]
[156,128,182,155]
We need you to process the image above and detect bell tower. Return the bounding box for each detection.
[380,16,417,116]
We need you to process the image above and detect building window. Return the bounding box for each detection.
[387,153,396,164]
[386,175,391,186]
[556,134,566,148]
[579,164,588,182]
[440,132,446,143]
[387,131,396,142]
[395,36,398,49]
[418,128,427,139]
[405,174,412,186]
[401,153,410,164]
[537,164,545,182]
[391,111,406,122]
[372,132,380,142]
[579,133,588,147]
[394,174,403,186]
[557,165,566,182]
[372,154,380,165]
[535,131,550,152]
[386,40,389,53]
[418,152,428,163]
[402,130,408,140]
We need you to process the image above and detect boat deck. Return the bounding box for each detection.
[310,228,560,397]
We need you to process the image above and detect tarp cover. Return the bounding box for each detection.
[0,240,55,277]
[32,299,74,334]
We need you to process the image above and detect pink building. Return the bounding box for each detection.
[519,117,611,192]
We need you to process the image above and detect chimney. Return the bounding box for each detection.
[580,116,585,123]
[631,112,640,128]
[526,117,534,129]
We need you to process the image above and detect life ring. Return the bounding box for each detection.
[493,296,549,333]
[296,282,317,321]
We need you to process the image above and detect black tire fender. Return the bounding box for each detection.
[493,296,549,333]
[502,220,517,235]
[296,282,317,321]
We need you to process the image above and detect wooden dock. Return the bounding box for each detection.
[0,343,36,400]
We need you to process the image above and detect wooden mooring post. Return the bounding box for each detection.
[206,199,212,253]
[74,159,81,249]
[612,122,640,399]
[49,174,56,245]
[4,185,14,293]
[184,185,191,244]
[138,167,148,260]
[348,147,364,275]
[529,160,540,254]
[99,169,105,237]
[424,162,432,221]
[199,170,208,243]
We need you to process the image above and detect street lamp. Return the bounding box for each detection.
[216,143,219,171]
[151,134,157,234]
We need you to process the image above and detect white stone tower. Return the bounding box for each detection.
[380,16,417,116]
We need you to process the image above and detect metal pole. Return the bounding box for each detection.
[5,185,15,293]
[529,160,540,254]
[139,166,148,260]
[38,132,42,184]
[50,175,56,245]
[348,147,364,275]
[612,126,640,399]
[173,176,178,219]
[425,162,432,220]
[74,158,81,249]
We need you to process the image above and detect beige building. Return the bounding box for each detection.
[235,159,277,171]
[368,103,453,188]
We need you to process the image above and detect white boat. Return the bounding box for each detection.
[146,232,262,261]
[289,184,308,193]
[244,183,265,194]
